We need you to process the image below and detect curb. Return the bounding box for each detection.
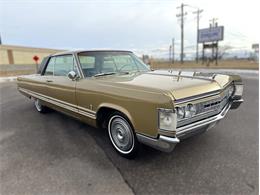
[0,76,17,83]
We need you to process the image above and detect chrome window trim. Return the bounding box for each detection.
[43,54,81,78]
[73,53,85,79]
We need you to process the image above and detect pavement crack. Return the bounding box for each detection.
[246,182,255,191]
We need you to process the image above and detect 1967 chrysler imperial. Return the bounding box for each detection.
[17,50,244,158]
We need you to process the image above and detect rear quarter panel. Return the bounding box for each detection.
[17,74,47,95]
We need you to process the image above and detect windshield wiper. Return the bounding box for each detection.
[118,71,130,75]
[93,72,116,77]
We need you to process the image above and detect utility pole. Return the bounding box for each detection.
[177,3,187,64]
[172,38,175,64]
[209,18,218,65]
[193,9,203,63]
[0,33,2,45]
[209,18,218,28]
[169,45,172,63]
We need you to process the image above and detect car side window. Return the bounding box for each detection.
[44,57,55,75]
[78,56,97,77]
[78,56,95,69]
[54,55,75,76]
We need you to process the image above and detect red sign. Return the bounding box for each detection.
[33,55,39,63]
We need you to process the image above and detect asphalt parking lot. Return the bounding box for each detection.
[0,74,258,195]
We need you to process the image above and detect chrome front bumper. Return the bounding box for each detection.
[136,99,243,152]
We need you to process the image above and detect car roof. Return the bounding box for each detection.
[50,50,133,57]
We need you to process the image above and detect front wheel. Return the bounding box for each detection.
[34,98,47,113]
[108,113,139,158]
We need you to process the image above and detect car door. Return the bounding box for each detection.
[42,54,78,112]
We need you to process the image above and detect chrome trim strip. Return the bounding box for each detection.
[18,87,96,119]
[146,71,215,82]
[78,110,97,118]
[78,105,96,114]
[230,99,244,109]
[174,82,233,105]
[174,91,220,104]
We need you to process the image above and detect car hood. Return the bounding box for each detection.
[94,70,232,100]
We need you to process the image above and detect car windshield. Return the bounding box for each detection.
[77,51,150,77]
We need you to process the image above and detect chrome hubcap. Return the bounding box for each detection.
[109,116,134,154]
[117,130,124,140]
[35,99,42,111]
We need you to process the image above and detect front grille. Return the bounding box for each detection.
[176,85,233,128]
[196,90,231,115]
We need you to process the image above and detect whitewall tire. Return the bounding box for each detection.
[108,113,139,158]
[34,99,47,113]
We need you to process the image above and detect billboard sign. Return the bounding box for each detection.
[252,44,259,52]
[198,26,224,43]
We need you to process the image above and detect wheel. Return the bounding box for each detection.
[34,98,47,113]
[108,113,139,158]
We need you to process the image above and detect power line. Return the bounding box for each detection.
[176,3,188,64]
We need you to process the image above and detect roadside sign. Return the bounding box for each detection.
[252,44,259,52]
[198,26,224,43]
[33,55,39,63]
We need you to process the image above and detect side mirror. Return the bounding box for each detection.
[68,71,77,80]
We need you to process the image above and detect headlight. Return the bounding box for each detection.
[234,85,243,96]
[176,103,197,120]
[185,104,197,118]
[176,107,185,119]
[158,109,176,131]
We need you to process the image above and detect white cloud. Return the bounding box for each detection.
[0,0,259,58]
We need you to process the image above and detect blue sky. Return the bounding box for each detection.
[0,0,259,58]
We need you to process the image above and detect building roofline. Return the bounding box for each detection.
[0,44,64,52]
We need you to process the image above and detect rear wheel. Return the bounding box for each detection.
[34,98,47,113]
[108,113,139,159]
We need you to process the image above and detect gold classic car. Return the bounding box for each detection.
[17,50,244,158]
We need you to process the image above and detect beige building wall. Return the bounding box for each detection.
[0,45,64,65]
[0,48,9,64]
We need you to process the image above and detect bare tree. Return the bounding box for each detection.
[218,45,233,59]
